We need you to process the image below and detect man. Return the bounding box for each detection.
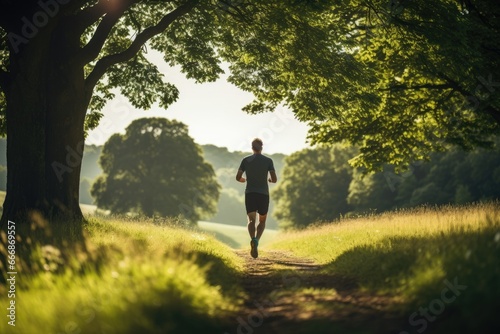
[236,138,277,258]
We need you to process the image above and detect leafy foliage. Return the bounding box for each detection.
[218,0,500,171]
[91,118,220,222]
[1,1,498,167]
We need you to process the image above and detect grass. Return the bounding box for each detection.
[268,202,500,333]
[1,198,499,333]
[0,215,245,334]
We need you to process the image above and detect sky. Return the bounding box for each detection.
[85,50,311,155]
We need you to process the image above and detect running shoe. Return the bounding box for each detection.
[250,238,259,259]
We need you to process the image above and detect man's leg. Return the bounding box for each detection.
[256,214,267,240]
[247,211,257,239]
[248,211,259,258]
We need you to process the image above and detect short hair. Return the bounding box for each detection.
[252,138,263,151]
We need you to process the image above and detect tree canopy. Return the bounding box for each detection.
[240,1,500,171]
[2,1,498,168]
[91,118,219,222]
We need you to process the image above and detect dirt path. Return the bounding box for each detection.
[223,249,406,334]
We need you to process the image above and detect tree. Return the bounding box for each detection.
[353,140,500,212]
[0,0,192,224]
[91,118,219,223]
[347,169,396,214]
[272,145,355,229]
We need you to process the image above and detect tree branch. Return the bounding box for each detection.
[84,1,198,103]
[76,0,135,65]
[436,72,470,97]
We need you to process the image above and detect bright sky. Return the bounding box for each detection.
[85,50,311,155]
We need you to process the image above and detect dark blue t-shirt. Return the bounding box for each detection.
[238,154,275,195]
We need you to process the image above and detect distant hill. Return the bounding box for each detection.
[0,138,285,228]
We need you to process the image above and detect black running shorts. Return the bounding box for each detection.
[245,192,270,214]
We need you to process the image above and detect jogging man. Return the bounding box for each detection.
[236,138,277,258]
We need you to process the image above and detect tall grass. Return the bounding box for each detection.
[0,215,244,333]
[269,202,500,333]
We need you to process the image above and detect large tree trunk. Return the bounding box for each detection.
[0,19,86,228]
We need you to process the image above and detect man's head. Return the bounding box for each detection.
[252,138,263,153]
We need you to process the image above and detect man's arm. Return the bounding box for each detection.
[268,170,277,183]
[236,169,246,183]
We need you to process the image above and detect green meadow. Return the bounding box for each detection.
[0,202,498,333]
[0,216,244,333]
[269,202,500,333]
